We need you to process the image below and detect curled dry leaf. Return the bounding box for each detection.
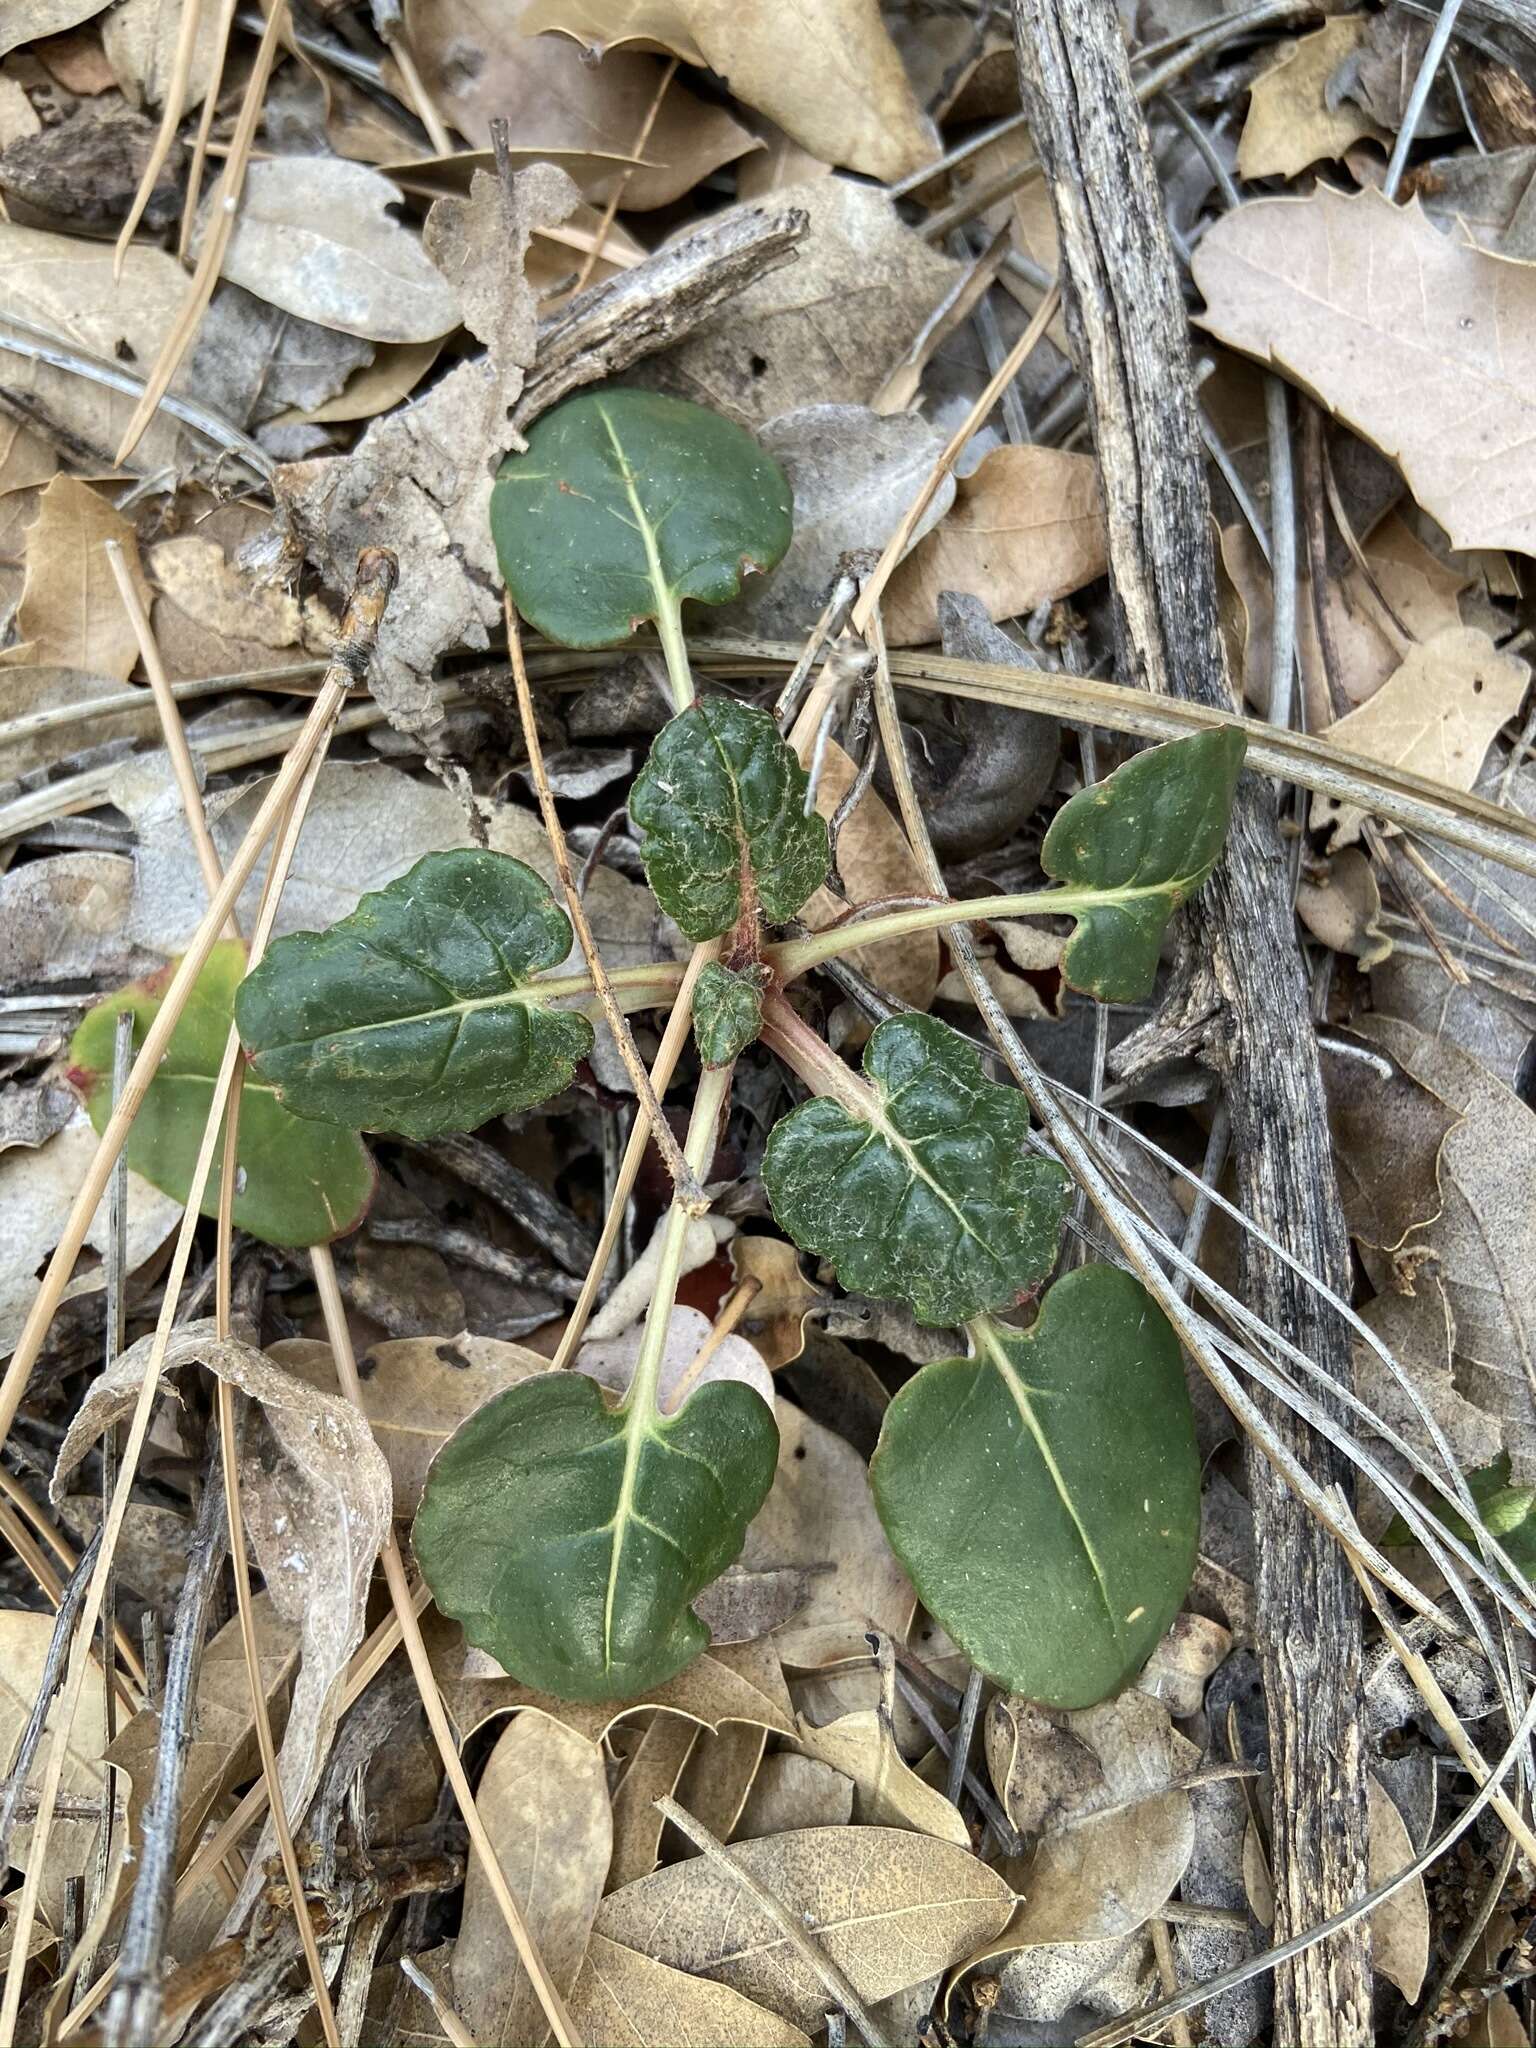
[52,1321,392,1857]
[1005,1693,1198,1945]
[1236,16,1388,180]
[202,159,460,344]
[987,1694,1105,1840]
[883,446,1108,647]
[404,0,759,210]
[609,1714,697,1891]
[729,1236,827,1371]
[1311,626,1529,848]
[522,0,934,180]
[674,1721,770,1842]
[103,0,228,114]
[793,1707,969,1845]
[11,476,150,682]
[1296,848,1392,969]
[571,1933,813,2047]
[0,1610,112,1929]
[453,1713,612,2046]
[638,180,960,428]
[1194,186,1536,555]
[593,1826,1013,2031]
[735,1753,855,1839]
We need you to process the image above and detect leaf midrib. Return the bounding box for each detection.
[249,981,554,1061]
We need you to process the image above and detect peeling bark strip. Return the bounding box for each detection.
[1008,2,1373,2041]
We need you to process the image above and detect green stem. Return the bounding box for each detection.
[757,987,878,1118]
[765,883,1157,982]
[654,593,695,713]
[618,1058,735,1426]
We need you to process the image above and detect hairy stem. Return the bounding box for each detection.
[654,593,695,714]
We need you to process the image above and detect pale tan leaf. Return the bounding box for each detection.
[13,477,150,681]
[202,159,458,343]
[639,180,960,427]
[794,1710,970,1845]
[579,1305,774,1415]
[734,1753,854,1840]
[1237,17,1388,179]
[693,1562,816,1646]
[1369,1775,1429,2001]
[148,535,331,663]
[1008,1694,1199,1945]
[729,1236,826,1371]
[741,1402,915,1669]
[0,665,159,778]
[0,0,106,61]
[593,1826,1013,2031]
[1194,187,1536,554]
[0,1610,111,1928]
[570,1934,812,2047]
[284,338,444,425]
[884,446,1108,647]
[103,0,226,112]
[521,0,933,180]
[1312,626,1529,848]
[798,736,940,1015]
[1354,1277,1502,1473]
[404,0,757,209]
[1296,848,1392,968]
[453,1713,612,2047]
[609,1714,697,1892]
[673,1722,768,1843]
[1135,1612,1233,1719]
[52,1322,391,1878]
[986,1694,1104,1840]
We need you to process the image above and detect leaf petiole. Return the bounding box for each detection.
[765,886,1103,980]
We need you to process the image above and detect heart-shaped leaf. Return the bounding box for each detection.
[693,961,771,1067]
[412,1369,779,1701]
[234,850,594,1141]
[630,697,830,942]
[870,1265,1200,1707]
[1041,726,1246,1000]
[761,1013,1068,1327]
[490,389,793,651]
[69,942,375,1249]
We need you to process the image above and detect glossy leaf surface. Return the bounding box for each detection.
[70,942,374,1248]
[630,697,829,941]
[1041,726,1245,1000]
[692,961,770,1067]
[871,1265,1200,1706]
[235,851,593,1141]
[490,388,792,649]
[761,1013,1068,1327]
[412,1370,779,1701]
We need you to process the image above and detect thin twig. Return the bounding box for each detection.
[179,0,238,259]
[507,598,705,1213]
[1384,0,1467,198]
[946,1666,985,1812]
[655,1796,896,2048]
[399,1959,474,2046]
[0,1527,102,1874]
[115,0,205,271]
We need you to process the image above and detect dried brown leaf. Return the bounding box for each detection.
[1369,1775,1429,2001]
[883,446,1108,646]
[522,0,933,180]
[52,1322,392,1859]
[1237,17,1388,180]
[673,1721,768,1844]
[1194,187,1536,555]
[729,1237,826,1372]
[1354,1275,1502,1473]
[0,0,104,60]
[103,0,225,113]
[734,1753,854,1839]
[1321,1026,1460,1252]
[0,1609,112,1927]
[609,1714,697,1891]
[1296,848,1392,968]
[12,476,149,681]
[794,1708,969,1845]
[1312,626,1529,848]
[594,1826,1012,2031]
[570,1933,813,2046]
[453,1713,612,2046]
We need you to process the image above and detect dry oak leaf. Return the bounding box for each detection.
[593,1826,1013,2032]
[11,476,150,681]
[794,1707,970,1845]
[453,1713,612,2047]
[883,446,1108,646]
[570,1934,812,2047]
[1237,16,1389,180]
[521,0,934,182]
[1193,186,1536,554]
[609,1714,698,1891]
[0,1610,114,1929]
[1311,624,1529,847]
[730,1235,827,1370]
[0,0,105,59]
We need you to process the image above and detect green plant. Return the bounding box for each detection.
[77,390,1246,1707]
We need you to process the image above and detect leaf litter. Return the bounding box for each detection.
[0,1,1535,2041]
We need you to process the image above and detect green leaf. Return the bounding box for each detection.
[1041,726,1246,1001]
[69,942,375,1249]
[412,1370,779,1701]
[870,1265,1200,1707]
[490,389,793,651]
[629,697,830,942]
[1385,1455,1536,1581]
[761,1013,1069,1328]
[234,851,594,1142]
[693,961,769,1067]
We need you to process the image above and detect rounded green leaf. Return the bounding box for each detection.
[490,389,793,650]
[629,696,830,942]
[234,850,594,1141]
[871,1266,1200,1708]
[693,961,769,1068]
[1042,725,1246,1001]
[69,942,375,1249]
[412,1371,779,1701]
[761,1013,1069,1327]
